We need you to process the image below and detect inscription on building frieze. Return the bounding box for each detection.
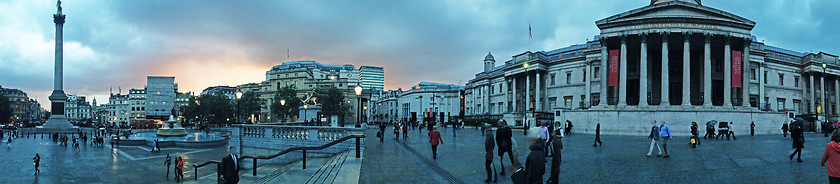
[630,23,722,30]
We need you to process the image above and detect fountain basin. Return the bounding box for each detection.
[156,128,187,137]
[123,131,228,148]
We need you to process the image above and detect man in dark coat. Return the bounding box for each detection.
[593,123,602,147]
[548,128,564,184]
[496,119,514,176]
[512,127,545,184]
[220,146,240,184]
[790,119,805,162]
[484,123,496,183]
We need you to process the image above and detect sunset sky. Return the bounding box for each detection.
[1,0,838,109]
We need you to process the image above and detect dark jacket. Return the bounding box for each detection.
[551,135,563,164]
[524,141,546,184]
[220,154,240,183]
[792,125,804,149]
[496,126,512,149]
[648,125,661,140]
[690,125,698,136]
[595,123,601,137]
[485,129,496,160]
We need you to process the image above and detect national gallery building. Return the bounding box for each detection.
[464,0,839,135]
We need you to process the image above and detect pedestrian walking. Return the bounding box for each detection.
[151,140,157,152]
[540,123,549,157]
[430,126,443,160]
[593,123,602,147]
[791,120,805,162]
[165,154,172,178]
[177,157,185,181]
[484,123,496,183]
[782,122,789,139]
[729,122,738,140]
[548,126,564,184]
[750,121,756,136]
[452,121,458,137]
[704,121,716,139]
[690,121,700,148]
[496,119,516,176]
[565,120,573,135]
[821,130,840,184]
[155,139,161,152]
[660,121,671,157]
[33,153,40,175]
[379,122,386,143]
[716,121,730,140]
[403,123,409,140]
[394,124,400,140]
[646,121,662,157]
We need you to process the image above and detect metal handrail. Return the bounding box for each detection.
[193,134,366,181]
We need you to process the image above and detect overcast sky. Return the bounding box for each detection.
[1,0,838,109]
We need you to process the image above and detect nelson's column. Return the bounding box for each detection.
[43,0,74,129]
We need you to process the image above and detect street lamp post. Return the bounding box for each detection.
[235,91,242,124]
[280,99,286,122]
[355,85,363,126]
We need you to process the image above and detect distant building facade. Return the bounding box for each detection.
[129,88,146,120]
[201,86,236,99]
[372,82,464,124]
[145,76,177,120]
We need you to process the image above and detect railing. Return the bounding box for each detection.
[192,134,366,181]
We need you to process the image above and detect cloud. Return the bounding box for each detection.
[1,0,838,110]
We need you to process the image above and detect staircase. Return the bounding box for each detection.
[189,149,361,184]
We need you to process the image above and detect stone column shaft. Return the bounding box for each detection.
[682,33,691,106]
[600,38,609,107]
[526,72,530,111]
[536,72,541,111]
[661,34,670,105]
[835,79,839,115]
[585,60,592,107]
[724,37,732,106]
[640,35,648,106]
[822,75,826,114]
[619,36,628,106]
[513,77,517,112]
[703,35,712,106]
[742,39,751,106]
[811,74,816,113]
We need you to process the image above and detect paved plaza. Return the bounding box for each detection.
[361,126,834,183]
[0,127,837,183]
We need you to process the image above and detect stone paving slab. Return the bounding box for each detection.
[362,126,834,183]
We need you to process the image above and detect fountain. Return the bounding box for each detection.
[156,115,187,137]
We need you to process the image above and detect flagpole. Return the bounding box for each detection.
[529,21,531,51]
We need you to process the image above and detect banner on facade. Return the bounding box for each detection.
[732,50,742,87]
[608,49,620,86]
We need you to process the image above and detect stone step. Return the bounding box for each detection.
[306,151,349,184]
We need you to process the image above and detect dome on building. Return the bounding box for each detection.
[484,52,495,61]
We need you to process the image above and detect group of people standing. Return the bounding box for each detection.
[483,119,568,184]
[164,154,185,182]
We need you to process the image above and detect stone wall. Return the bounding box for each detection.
[561,109,788,136]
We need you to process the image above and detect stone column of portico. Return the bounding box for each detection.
[703,34,712,107]
[513,77,517,112]
[682,33,691,106]
[619,36,628,106]
[742,39,751,107]
[600,38,608,107]
[822,74,826,114]
[536,71,541,111]
[526,71,531,112]
[811,74,816,113]
[661,33,670,106]
[759,63,765,108]
[585,60,592,107]
[835,79,839,115]
[639,34,649,107]
[724,37,732,107]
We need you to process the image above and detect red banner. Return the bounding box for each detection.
[732,50,742,87]
[608,50,620,86]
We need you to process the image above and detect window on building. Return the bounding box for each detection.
[777,98,786,111]
[490,103,495,114]
[594,67,600,79]
[285,81,289,87]
[751,68,757,80]
[499,84,502,93]
[548,97,557,110]
[779,74,784,86]
[294,81,299,89]
[564,96,573,108]
[794,76,800,87]
[498,102,504,113]
[749,95,759,107]
[566,72,572,84]
[550,74,556,85]
[793,100,801,114]
[295,73,298,77]
[581,95,586,107]
[490,85,494,94]
[583,69,587,82]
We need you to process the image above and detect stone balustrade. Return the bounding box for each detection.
[230,124,365,165]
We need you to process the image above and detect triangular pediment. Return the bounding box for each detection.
[597,1,755,30]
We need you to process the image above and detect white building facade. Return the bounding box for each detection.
[372,82,463,124]
[464,0,838,135]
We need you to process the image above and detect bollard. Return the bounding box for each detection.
[253,158,257,176]
[355,137,360,158]
[302,150,307,169]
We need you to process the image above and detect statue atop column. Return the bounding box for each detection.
[57,0,62,14]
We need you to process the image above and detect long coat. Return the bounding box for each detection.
[792,125,805,149]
